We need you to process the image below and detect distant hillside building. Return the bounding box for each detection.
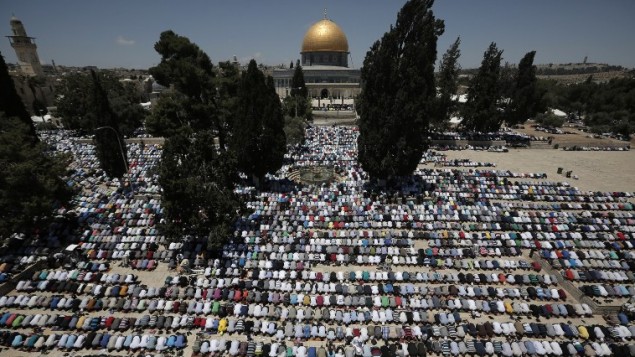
[272,13,360,103]
[6,15,43,77]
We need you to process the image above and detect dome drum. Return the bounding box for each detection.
[301,19,349,67]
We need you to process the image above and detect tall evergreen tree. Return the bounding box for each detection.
[505,51,542,125]
[433,37,461,130]
[461,42,504,132]
[89,70,129,180]
[231,60,287,185]
[358,0,444,179]
[289,62,309,118]
[0,52,37,141]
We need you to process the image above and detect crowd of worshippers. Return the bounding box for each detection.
[0,127,633,356]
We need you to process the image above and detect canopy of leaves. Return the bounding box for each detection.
[535,112,565,128]
[158,130,242,251]
[0,51,37,140]
[542,77,635,137]
[147,31,227,146]
[358,0,444,179]
[283,115,307,145]
[230,60,287,182]
[89,70,129,179]
[0,114,73,239]
[55,71,145,136]
[461,42,504,132]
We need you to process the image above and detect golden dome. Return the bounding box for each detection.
[301,19,349,53]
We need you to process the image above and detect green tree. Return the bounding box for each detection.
[215,61,241,133]
[89,70,129,179]
[461,42,504,132]
[144,91,190,137]
[0,52,37,141]
[148,31,228,146]
[283,115,307,145]
[288,62,309,118]
[0,114,73,239]
[55,71,144,136]
[231,60,287,185]
[158,130,242,250]
[433,37,461,130]
[535,112,565,128]
[358,0,444,179]
[505,51,542,125]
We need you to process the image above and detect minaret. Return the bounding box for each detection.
[6,15,43,76]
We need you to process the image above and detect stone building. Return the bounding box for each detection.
[273,13,361,103]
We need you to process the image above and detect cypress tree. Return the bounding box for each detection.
[290,62,308,118]
[357,0,444,179]
[89,70,129,180]
[461,42,504,132]
[434,37,461,130]
[231,60,287,185]
[505,51,542,125]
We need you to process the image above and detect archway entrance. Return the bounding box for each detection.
[320,88,329,99]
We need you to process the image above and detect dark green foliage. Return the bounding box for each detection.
[358,0,444,179]
[283,115,307,145]
[89,70,129,179]
[148,31,244,250]
[461,42,504,132]
[231,60,287,182]
[288,63,309,118]
[158,130,242,250]
[144,91,190,138]
[433,37,461,130]
[150,30,215,100]
[0,52,37,141]
[541,77,635,137]
[505,51,543,125]
[535,112,565,128]
[55,71,144,136]
[0,114,73,239]
[148,31,228,146]
[215,61,241,133]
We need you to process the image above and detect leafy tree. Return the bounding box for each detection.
[541,77,635,136]
[0,114,73,239]
[231,60,287,185]
[505,51,543,125]
[0,51,37,141]
[461,42,504,132]
[358,0,444,179]
[148,31,228,146]
[158,130,242,250]
[55,71,144,136]
[535,112,565,128]
[283,115,307,145]
[89,70,129,179]
[433,37,461,130]
[144,91,190,137]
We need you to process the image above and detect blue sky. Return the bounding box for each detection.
[1,0,634,70]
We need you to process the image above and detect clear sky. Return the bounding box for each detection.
[1,0,634,70]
